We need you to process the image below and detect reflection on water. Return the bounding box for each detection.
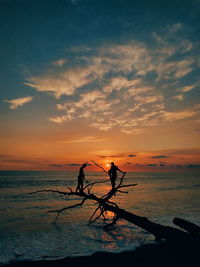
[0,171,200,264]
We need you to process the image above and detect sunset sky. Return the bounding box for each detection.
[0,0,200,171]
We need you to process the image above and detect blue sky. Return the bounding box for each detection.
[0,0,200,170]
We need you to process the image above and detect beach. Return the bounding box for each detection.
[2,241,199,267]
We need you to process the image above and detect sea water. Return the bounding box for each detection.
[0,171,200,264]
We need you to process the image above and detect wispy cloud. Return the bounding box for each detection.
[52,58,66,67]
[24,23,200,133]
[98,155,121,158]
[66,163,82,166]
[59,136,104,144]
[49,164,65,167]
[4,96,33,110]
[178,83,198,93]
[49,115,73,123]
[151,155,170,159]
[0,154,10,158]
[172,94,184,101]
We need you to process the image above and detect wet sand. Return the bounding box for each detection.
[1,241,199,267]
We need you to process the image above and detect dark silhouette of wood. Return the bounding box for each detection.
[30,162,200,245]
[173,217,200,235]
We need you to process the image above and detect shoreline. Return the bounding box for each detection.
[1,241,199,267]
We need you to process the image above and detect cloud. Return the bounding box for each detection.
[60,136,104,144]
[66,162,92,166]
[98,155,121,158]
[185,164,200,168]
[0,157,39,164]
[128,154,137,157]
[4,96,33,110]
[161,109,197,122]
[178,84,198,93]
[24,24,199,133]
[0,154,10,158]
[159,163,167,166]
[172,94,184,101]
[151,155,170,158]
[25,57,108,99]
[49,115,73,123]
[103,77,141,93]
[66,163,82,166]
[49,164,65,167]
[125,162,132,165]
[52,59,66,67]
[168,23,183,33]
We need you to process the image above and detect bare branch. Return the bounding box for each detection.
[28,165,139,225]
[48,197,88,222]
[104,215,119,229]
[88,206,100,224]
[83,179,110,192]
[117,172,126,187]
[88,210,103,224]
[119,183,137,188]
[116,189,128,194]
[92,160,109,174]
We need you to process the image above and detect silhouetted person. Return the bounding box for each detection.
[108,162,126,190]
[76,163,87,192]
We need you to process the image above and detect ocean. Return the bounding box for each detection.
[0,171,199,265]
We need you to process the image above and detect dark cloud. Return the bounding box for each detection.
[151,155,170,159]
[125,162,132,165]
[1,158,38,164]
[49,164,65,167]
[98,155,121,158]
[159,161,168,166]
[128,154,136,157]
[185,164,200,168]
[159,163,166,167]
[66,163,92,166]
[147,164,158,166]
[66,163,82,166]
[0,154,10,158]
[174,164,182,168]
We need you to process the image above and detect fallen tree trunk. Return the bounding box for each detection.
[173,218,200,235]
[31,188,199,244]
[30,164,200,245]
[99,201,197,243]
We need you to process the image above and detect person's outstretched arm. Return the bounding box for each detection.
[116,167,126,174]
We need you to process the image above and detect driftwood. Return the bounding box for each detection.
[173,218,200,235]
[30,163,200,245]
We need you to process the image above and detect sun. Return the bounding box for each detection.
[106,164,110,167]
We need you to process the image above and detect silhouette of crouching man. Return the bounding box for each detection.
[76,163,87,192]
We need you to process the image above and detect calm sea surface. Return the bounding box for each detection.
[0,171,200,264]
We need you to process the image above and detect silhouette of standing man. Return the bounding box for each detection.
[108,162,126,190]
[76,163,87,192]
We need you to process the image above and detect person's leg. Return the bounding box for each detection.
[77,176,81,192]
[80,180,83,192]
[111,178,115,189]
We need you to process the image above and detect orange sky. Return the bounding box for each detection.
[0,1,200,171]
[1,117,199,171]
